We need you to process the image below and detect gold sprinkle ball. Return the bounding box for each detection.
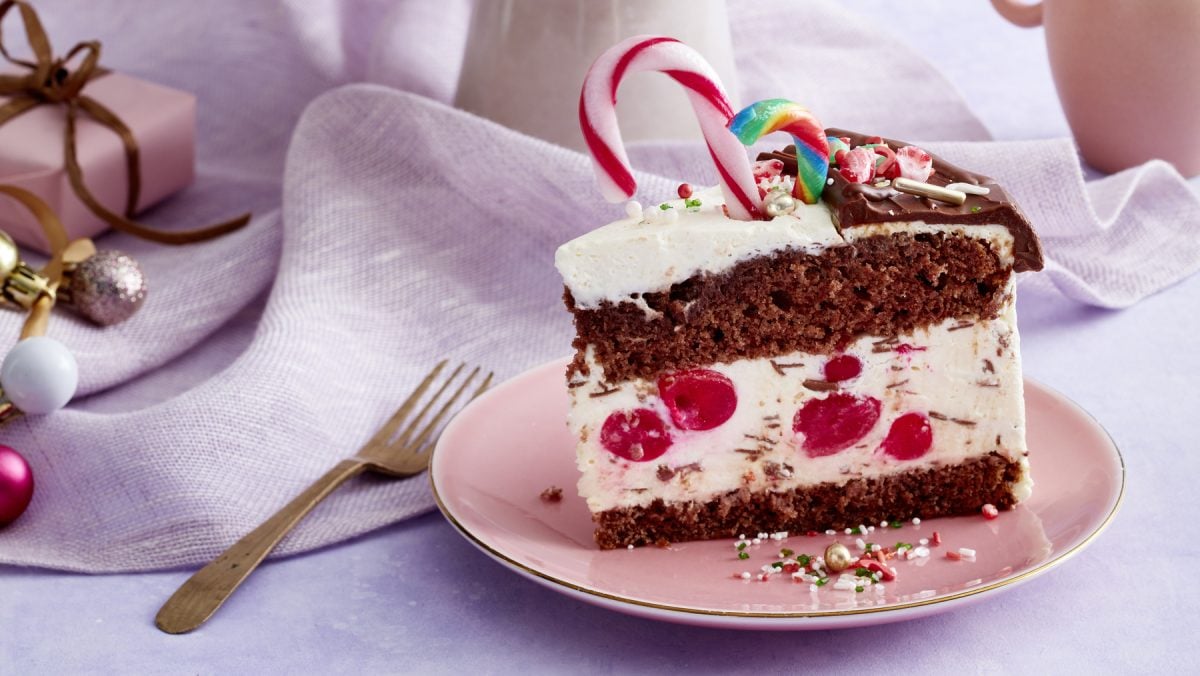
[823,542,854,573]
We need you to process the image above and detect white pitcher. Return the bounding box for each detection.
[454,0,737,150]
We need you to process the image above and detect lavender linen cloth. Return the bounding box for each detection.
[0,0,1196,572]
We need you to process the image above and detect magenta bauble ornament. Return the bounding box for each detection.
[0,444,33,525]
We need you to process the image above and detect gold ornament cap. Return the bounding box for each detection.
[0,231,18,277]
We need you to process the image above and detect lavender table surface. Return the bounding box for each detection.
[3,3,1197,673]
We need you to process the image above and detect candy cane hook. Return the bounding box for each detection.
[579,35,761,220]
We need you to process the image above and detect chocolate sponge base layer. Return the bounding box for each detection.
[592,452,1023,550]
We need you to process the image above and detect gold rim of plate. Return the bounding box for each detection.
[428,386,1126,620]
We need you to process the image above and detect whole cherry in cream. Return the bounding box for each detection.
[657,369,737,431]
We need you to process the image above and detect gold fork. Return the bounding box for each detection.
[155,361,493,635]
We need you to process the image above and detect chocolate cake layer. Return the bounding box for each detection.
[567,232,1009,384]
[593,452,1022,549]
[759,130,1044,273]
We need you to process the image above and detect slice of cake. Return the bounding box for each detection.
[556,132,1043,549]
[561,38,1043,549]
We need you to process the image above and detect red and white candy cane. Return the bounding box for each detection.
[579,36,761,220]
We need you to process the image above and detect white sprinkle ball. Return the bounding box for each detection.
[844,528,853,535]
[826,178,834,185]
[912,517,922,525]
[825,529,836,536]
[624,200,643,221]
[871,544,881,553]
[959,547,977,558]
[879,521,889,528]
[741,572,752,580]
[627,544,634,550]
[919,538,929,546]
[855,538,866,550]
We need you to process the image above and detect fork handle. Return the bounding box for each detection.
[155,458,367,634]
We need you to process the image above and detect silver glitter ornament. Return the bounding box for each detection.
[62,250,147,326]
[762,190,797,218]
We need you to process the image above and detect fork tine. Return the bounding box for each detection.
[402,367,486,453]
[364,360,449,450]
[391,362,466,448]
[417,371,494,455]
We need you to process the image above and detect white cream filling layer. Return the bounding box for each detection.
[555,187,1016,310]
[569,300,1031,513]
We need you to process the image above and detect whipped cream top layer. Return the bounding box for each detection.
[555,187,1015,309]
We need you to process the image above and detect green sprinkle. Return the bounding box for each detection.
[889,520,902,529]
[780,548,794,558]
[971,205,982,213]
[850,526,862,535]
[772,562,784,569]
[684,197,702,209]
[865,542,876,552]
[737,541,747,551]
[815,577,828,587]
[659,203,672,211]
[895,541,912,551]
[738,551,749,560]
[855,567,871,577]
[855,585,865,593]
[797,554,811,566]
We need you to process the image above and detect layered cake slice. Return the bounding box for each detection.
[561,37,1043,549]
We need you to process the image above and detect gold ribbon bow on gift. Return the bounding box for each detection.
[0,0,250,245]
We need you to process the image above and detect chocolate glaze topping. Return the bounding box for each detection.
[757,128,1044,272]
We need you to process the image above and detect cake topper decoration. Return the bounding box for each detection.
[578,35,761,220]
[728,99,830,205]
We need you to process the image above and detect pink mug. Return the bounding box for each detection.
[991,0,1200,176]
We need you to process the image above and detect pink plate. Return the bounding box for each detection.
[430,358,1124,630]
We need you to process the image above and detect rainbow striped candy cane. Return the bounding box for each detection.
[579,36,761,221]
[728,99,830,205]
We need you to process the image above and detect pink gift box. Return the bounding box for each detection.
[0,71,196,253]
